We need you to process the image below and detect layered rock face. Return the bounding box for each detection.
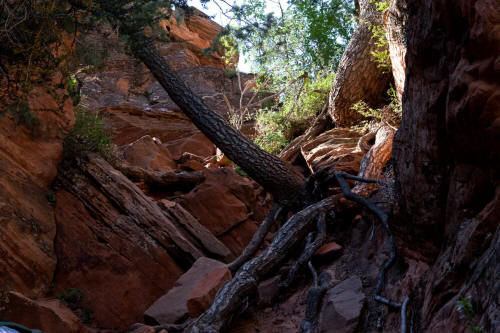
[392,0,500,330]
[0,8,268,332]
[0,79,75,297]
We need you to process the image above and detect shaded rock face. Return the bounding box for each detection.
[0,82,74,296]
[392,0,500,331]
[0,292,84,333]
[177,168,271,255]
[52,155,231,330]
[319,276,366,333]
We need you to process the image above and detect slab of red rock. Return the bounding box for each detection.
[313,242,343,263]
[0,84,74,295]
[144,257,227,325]
[0,292,84,333]
[119,135,176,172]
[54,155,210,330]
[177,168,271,255]
[257,275,281,307]
[319,276,365,333]
[186,266,232,317]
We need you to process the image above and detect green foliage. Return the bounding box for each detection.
[224,69,238,78]
[57,288,84,306]
[64,108,113,158]
[66,76,81,106]
[457,296,485,333]
[369,24,391,72]
[351,100,382,120]
[81,307,93,324]
[234,164,249,178]
[351,86,401,125]
[387,86,402,117]
[255,71,335,154]
[45,191,57,207]
[371,0,389,12]
[254,109,290,154]
[5,101,41,130]
[368,0,391,71]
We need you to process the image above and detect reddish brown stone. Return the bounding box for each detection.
[314,242,343,263]
[0,292,84,333]
[187,267,232,317]
[144,257,227,325]
[120,135,176,172]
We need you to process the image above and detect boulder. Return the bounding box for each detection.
[177,168,270,255]
[0,292,84,333]
[313,242,343,263]
[186,267,232,317]
[319,276,365,333]
[144,257,227,325]
[120,135,176,172]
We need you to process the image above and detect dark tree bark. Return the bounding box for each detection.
[128,36,307,206]
[327,0,392,126]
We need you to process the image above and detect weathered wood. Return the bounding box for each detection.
[185,196,341,333]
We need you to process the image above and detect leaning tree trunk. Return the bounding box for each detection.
[328,0,392,126]
[129,36,307,206]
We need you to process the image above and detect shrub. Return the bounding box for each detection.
[45,191,57,206]
[457,296,485,333]
[369,0,391,72]
[64,108,113,158]
[254,70,335,154]
[351,86,401,126]
[57,288,84,306]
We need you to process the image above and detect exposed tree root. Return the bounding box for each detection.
[332,172,402,307]
[228,204,284,273]
[300,269,331,333]
[182,170,408,333]
[186,197,339,333]
[400,296,410,333]
[280,212,327,289]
